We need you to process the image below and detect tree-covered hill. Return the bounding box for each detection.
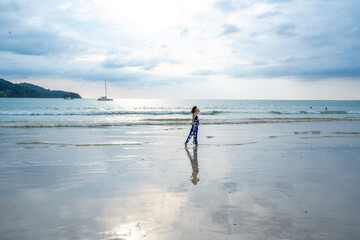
[0,78,82,98]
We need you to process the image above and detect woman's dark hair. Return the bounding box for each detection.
[191,106,197,113]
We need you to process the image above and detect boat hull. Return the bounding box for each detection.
[97,97,113,101]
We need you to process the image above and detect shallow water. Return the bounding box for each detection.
[1,99,359,128]
[1,120,360,239]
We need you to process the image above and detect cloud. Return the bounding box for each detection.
[213,0,291,13]
[213,0,248,13]
[0,51,146,85]
[0,1,19,11]
[252,59,269,66]
[0,1,92,56]
[275,22,297,37]
[101,55,178,71]
[1,0,360,99]
[0,29,80,56]
[102,57,153,69]
[222,59,360,79]
[220,24,240,35]
[281,55,297,63]
[181,28,189,36]
[261,0,293,2]
[256,10,281,19]
[213,0,237,13]
[191,69,218,76]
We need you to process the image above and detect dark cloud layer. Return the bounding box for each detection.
[212,0,360,81]
[275,23,297,37]
[0,1,20,11]
[1,29,79,55]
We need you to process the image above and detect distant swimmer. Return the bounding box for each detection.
[185,106,200,148]
[325,107,328,111]
[310,106,312,109]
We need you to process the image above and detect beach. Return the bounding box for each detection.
[0,99,360,239]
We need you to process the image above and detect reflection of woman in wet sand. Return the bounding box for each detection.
[186,147,199,185]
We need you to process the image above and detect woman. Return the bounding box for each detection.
[185,106,200,147]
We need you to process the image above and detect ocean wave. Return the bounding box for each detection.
[1,109,356,116]
[1,118,359,128]
[270,111,296,114]
[269,110,349,115]
[143,118,190,121]
[16,141,149,146]
[0,110,227,116]
[319,111,347,114]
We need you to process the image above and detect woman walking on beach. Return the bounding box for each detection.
[185,106,200,147]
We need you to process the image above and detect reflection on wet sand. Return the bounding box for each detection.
[1,121,360,239]
[186,147,199,185]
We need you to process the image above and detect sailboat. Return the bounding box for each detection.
[64,88,73,100]
[97,80,113,101]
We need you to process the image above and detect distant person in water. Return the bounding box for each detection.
[185,106,200,148]
[325,107,328,111]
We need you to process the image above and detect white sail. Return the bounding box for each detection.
[97,80,113,101]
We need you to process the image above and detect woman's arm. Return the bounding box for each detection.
[192,113,196,128]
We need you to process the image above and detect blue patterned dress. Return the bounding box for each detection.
[185,115,199,144]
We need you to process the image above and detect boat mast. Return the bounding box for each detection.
[104,80,107,98]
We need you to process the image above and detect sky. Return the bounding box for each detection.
[1,0,360,99]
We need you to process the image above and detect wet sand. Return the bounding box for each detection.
[0,121,360,239]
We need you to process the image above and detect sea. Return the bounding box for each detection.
[0,98,359,128]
